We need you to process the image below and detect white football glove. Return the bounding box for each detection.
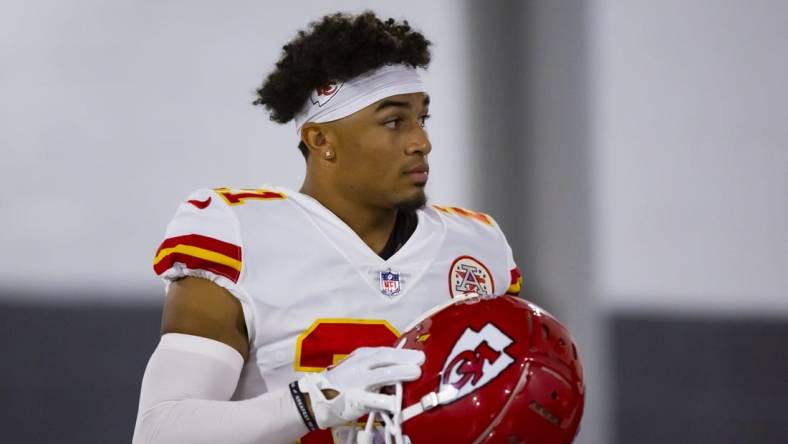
[297,346,425,430]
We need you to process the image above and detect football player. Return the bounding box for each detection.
[132,11,521,444]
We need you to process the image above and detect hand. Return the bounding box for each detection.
[298,347,425,429]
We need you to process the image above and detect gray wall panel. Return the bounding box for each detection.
[612,315,788,444]
[0,301,161,443]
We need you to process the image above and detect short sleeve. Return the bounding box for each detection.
[152,188,257,339]
[153,188,244,287]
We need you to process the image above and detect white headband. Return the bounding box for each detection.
[294,64,426,133]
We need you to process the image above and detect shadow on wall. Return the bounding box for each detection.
[0,299,162,444]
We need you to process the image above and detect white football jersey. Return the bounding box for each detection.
[153,186,521,438]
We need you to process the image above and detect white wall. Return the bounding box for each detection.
[590,0,788,315]
[0,0,472,301]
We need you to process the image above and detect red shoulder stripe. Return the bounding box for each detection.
[153,251,241,283]
[155,234,241,260]
[153,234,242,283]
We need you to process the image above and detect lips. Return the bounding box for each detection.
[405,164,430,184]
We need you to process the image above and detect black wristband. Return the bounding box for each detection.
[289,381,318,431]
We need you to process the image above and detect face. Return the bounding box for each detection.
[324,92,432,211]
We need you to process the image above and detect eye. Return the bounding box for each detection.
[419,114,431,128]
[384,118,401,129]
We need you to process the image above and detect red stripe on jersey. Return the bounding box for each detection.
[155,234,241,261]
[507,267,522,295]
[153,234,242,283]
[154,251,241,283]
[510,267,521,284]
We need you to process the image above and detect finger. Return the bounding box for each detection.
[346,347,376,359]
[356,392,397,412]
[362,348,425,367]
[333,347,376,369]
[363,364,422,387]
[395,348,425,365]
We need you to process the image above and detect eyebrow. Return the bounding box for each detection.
[375,95,431,112]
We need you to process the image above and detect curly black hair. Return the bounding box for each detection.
[253,11,431,158]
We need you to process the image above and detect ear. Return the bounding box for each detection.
[300,123,335,160]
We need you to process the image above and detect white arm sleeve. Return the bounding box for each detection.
[132,333,308,444]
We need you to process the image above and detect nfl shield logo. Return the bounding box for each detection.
[379,269,401,297]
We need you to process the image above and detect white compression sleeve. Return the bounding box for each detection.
[132,333,308,444]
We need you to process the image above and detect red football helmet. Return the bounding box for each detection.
[364,294,584,444]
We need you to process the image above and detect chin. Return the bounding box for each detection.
[396,189,428,212]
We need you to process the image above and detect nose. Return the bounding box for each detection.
[406,126,432,156]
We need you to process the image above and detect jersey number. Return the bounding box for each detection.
[295,319,399,371]
[295,320,399,444]
[214,187,286,205]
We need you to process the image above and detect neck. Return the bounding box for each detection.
[300,176,396,254]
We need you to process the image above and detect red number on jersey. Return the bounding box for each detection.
[295,320,399,444]
[214,187,286,205]
[295,319,399,371]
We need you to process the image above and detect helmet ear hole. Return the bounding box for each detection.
[541,324,551,340]
[551,390,558,400]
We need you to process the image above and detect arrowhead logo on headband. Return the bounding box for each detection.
[310,82,344,107]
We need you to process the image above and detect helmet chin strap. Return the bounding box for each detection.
[401,385,459,421]
[370,378,461,443]
[353,381,407,444]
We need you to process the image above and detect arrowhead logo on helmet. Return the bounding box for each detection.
[439,323,514,402]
